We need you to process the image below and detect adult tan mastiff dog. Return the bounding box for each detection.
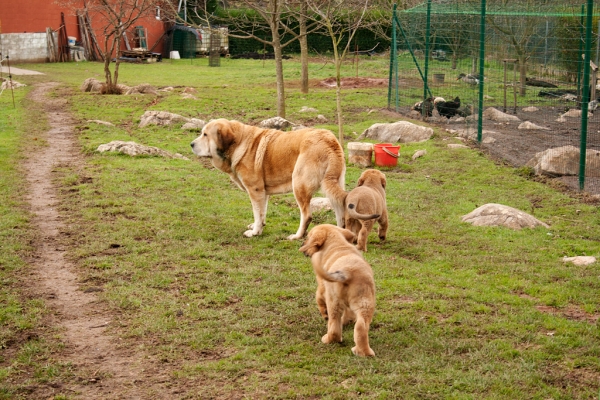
[299,224,376,357]
[345,169,388,252]
[190,119,347,240]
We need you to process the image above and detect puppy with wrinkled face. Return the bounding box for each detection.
[299,224,375,357]
[345,169,388,252]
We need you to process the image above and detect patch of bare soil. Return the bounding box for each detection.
[536,305,599,324]
[318,77,389,88]
[22,82,178,399]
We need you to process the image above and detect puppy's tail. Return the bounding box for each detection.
[346,204,380,221]
[313,263,348,283]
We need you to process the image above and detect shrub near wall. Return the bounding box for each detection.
[227,26,389,55]
[229,28,390,55]
[214,7,391,56]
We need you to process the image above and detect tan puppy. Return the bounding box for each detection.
[299,224,376,357]
[345,169,388,251]
[190,119,347,240]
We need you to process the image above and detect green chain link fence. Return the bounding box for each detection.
[389,0,599,194]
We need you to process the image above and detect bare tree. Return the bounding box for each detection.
[487,1,552,96]
[161,0,319,113]
[306,0,374,144]
[61,0,161,93]
[220,0,320,117]
[292,1,311,94]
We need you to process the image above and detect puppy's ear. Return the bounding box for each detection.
[299,229,326,257]
[341,228,356,244]
[357,175,365,187]
[380,174,387,189]
[215,120,236,155]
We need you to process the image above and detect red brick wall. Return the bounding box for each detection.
[0,1,79,35]
[0,1,166,55]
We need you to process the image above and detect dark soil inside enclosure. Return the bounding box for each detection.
[320,77,600,196]
[420,106,600,196]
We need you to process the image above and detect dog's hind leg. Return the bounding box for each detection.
[377,211,388,242]
[357,220,375,252]
[325,180,346,229]
[288,178,316,241]
[351,313,375,357]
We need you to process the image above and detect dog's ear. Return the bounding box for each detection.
[380,173,387,189]
[357,175,365,187]
[299,229,326,257]
[214,120,236,155]
[341,228,356,244]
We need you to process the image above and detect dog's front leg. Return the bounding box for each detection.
[244,193,268,237]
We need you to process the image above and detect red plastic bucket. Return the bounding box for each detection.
[373,143,400,167]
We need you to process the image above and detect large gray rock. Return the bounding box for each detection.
[456,128,498,142]
[124,83,158,95]
[412,149,427,160]
[310,197,333,212]
[181,118,206,130]
[97,140,189,160]
[259,117,293,130]
[139,111,190,128]
[80,77,103,92]
[563,256,596,266]
[462,203,549,230]
[526,145,600,177]
[482,107,521,122]
[358,121,434,143]
[518,121,549,130]
[1,79,26,89]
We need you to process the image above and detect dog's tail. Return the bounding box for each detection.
[312,263,348,283]
[321,141,348,227]
[346,204,380,221]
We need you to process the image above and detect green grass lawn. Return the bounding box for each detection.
[1,56,599,399]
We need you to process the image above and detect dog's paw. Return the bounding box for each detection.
[243,229,260,237]
[322,333,342,344]
[287,233,303,240]
[351,346,375,357]
[379,235,386,241]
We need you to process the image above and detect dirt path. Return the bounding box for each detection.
[24,82,174,399]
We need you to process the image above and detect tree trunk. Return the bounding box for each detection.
[113,35,121,88]
[103,35,113,88]
[299,11,309,94]
[273,33,286,118]
[519,60,527,96]
[335,55,343,145]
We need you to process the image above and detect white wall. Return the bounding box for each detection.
[1,32,52,63]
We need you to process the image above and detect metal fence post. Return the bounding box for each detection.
[423,0,432,113]
[388,4,397,111]
[579,0,594,191]
[477,0,486,143]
